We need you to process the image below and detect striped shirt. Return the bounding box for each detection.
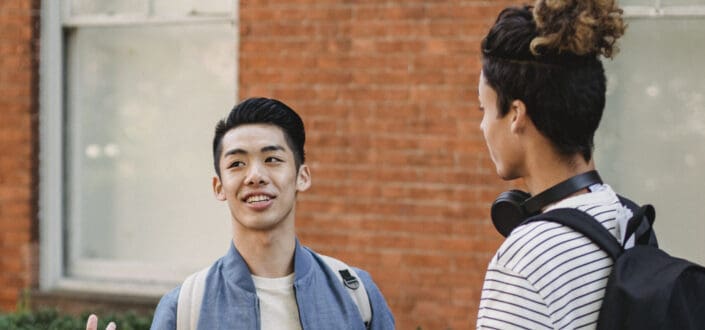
[477,184,633,329]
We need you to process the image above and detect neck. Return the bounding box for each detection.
[523,152,595,197]
[513,119,597,203]
[232,224,296,278]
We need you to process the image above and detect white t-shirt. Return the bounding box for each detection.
[251,273,302,330]
[477,184,633,329]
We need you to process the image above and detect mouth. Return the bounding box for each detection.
[245,194,274,204]
[241,193,276,206]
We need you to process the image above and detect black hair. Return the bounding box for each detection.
[480,2,625,161]
[212,97,306,177]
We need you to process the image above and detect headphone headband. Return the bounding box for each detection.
[491,170,603,237]
[522,170,603,215]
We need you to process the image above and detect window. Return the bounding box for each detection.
[40,0,237,296]
[595,1,705,265]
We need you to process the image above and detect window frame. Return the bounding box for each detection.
[38,0,239,296]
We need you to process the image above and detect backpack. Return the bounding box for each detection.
[176,254,371,330]
[524,199,705,329]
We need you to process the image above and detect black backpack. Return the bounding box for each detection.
[523,198,705,330]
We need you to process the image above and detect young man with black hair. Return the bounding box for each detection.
[87,97,394,330]
[476,2,630,329]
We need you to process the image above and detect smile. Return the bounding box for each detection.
[246,194,272,203]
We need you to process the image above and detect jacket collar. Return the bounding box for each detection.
[221,238,314,293]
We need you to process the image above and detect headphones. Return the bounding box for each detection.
[491,170,603,237]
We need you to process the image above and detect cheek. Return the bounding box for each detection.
[223,176,242,193]
[480,118,494,144]
[480,114,490,137]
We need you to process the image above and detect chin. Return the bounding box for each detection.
[496,167,520,181]
[232,215,279,232]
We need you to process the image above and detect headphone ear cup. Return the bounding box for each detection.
[491,190,532,237]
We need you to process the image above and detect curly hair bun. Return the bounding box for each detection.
[530,0,626,58]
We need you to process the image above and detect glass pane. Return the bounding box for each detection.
[596,18,705,265]
[71,0,148,16]
[662,0,705,5]
[65,24,236,280]
[154,0,233,16]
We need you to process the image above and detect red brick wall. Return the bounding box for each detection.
[239,1,515,328]
[1,0,523,328]
[0,0,39,312]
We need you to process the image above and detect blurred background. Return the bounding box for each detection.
[1,0,703,328]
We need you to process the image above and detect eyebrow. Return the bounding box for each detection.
[222,145,286,157]
[261,145,286,153]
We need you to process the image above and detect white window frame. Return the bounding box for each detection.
[39,0,239,296]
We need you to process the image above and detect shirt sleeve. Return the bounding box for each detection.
[150,286,180,330]
[476,263,554,330]
[355,268,396,330]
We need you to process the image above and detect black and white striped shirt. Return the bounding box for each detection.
[477,184,632,329]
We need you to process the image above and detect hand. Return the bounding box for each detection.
[86,314,117,330]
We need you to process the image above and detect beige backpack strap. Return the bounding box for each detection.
[176,266,211,330]
[319,254,372,325]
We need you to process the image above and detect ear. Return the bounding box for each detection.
[509,99,529,133]
[213,175,226,201]
[296,164,312,192]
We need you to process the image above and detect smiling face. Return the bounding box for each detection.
[213,124,311,233]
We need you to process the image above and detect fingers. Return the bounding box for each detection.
[86,314,98,330]
[86,314,117,330]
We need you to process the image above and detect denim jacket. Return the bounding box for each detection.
[150,240,395,330]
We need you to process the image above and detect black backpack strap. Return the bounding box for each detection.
[624,204,656,246]
[523,208,623,260]
[618,195,658,248]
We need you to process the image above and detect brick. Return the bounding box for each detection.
[0,43,30,55]
[0,0,37,312]
[0,85,32,99]
[0,231,31,246]
[0,256,26,273]
[0,0,514,325]
[0,212,32,230]
[0,286,23,309]
[241,6,352,22]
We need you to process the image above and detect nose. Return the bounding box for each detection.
[244,162,269,186]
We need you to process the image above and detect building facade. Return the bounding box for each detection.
[2,1,704,329]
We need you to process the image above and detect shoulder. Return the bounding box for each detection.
[306,249,395,327]
[351,267,377,293]
[498,220,579,265]
[353,266,392,309]
[498,187,624,269]
[497,217,610,282]
[151,286,180,329]
[351,266,395,328]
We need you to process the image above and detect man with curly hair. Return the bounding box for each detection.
[476,1,630,328]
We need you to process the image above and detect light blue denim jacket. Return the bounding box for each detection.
[150,240,395,330]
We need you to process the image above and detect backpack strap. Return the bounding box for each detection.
[319,254,372,326]
[617,195,658,248]
[625,205,657,247]
[176,257,372,329]
[523,208,623,260]
[176,266,210,330]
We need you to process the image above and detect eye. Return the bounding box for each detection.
[228,160,245,168]
[265,156,283,163]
